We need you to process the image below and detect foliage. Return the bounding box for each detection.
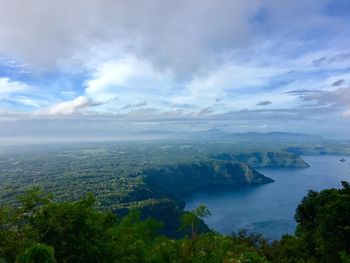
[267,181,350,263]
[18,243,56,263]
[3,182,346,262]
[0,188,270,262]
[340,251,350,263]
[179,205,211,240]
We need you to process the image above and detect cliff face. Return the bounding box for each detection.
[142,161,274,197]
[115,160,274,237]
[211,152,309,168]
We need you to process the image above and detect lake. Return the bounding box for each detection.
[184,155,350,240]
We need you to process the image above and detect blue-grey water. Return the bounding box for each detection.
[184,155,350,240]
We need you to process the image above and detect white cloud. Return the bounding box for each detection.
[0,77,32,98]
[0,0,264,74]
[303,87,350,107]
[80,42,350,115]
[11,96,47,108]
[1,0,341,77]
[35,96,100,116]
[85,56,175,109]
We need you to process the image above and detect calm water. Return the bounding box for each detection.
[184,155,350,240]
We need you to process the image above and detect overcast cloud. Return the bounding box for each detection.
[0,0,350,142]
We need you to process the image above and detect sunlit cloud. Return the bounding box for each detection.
[0,0,350,141]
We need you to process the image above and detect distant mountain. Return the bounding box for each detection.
[138,130,191,139]
[190,129,229,139]
[139,129,228,137]
[227,131,323,142]
[139,130,177,135]
[138,129,323,142]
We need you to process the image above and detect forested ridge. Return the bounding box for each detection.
[1,182,350,262]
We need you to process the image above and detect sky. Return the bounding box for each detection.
[0,0,350,143]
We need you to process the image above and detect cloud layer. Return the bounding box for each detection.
[0,0,350,141]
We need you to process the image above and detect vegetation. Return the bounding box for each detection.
[267,181,350,263]
[0,142,304,206]
[1,182,349,262]
[0,143,282,236]
[0,188,266,263]
[1,142,350,261]
[211,151,309,168]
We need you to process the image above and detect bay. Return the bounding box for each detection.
[184,155,350,240]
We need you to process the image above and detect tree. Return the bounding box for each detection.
[113,210,162,262]
[30,193,118,262]
[179,205,211,240]
[270,181,350,263]
[0,187,52,262]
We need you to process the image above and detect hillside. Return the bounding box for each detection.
[211,151,309,168]
[142,161,273,197]
[111,160,273,236]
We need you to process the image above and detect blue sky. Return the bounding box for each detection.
[0,0,350,143]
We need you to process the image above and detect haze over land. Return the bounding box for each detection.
[0,0,350,143]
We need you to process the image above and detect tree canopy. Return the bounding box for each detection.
[1,182,350,262]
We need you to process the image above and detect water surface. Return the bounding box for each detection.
[184,155,350,240]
